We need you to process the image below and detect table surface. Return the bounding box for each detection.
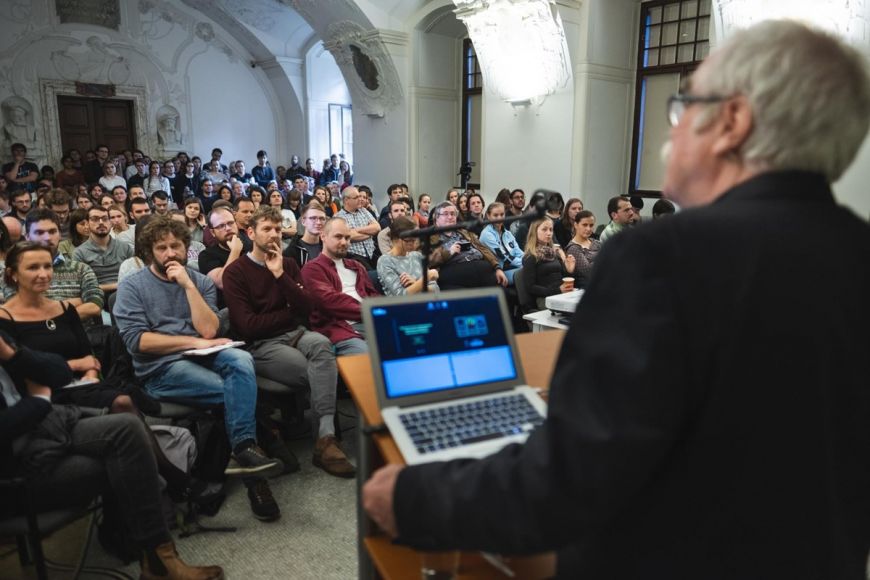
[338,330,565,579]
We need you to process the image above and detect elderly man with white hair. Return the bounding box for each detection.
[363,21,870,579]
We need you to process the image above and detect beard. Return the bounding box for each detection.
[152,255,188,276]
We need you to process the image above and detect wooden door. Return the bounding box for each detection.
[57,96,136,155]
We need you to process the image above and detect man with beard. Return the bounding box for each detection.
[114,217,283,521]
[73,206,133,293]
[223,206,355,478]
[198,206,250,306]
[18,208,103,325]
[300,217,379,355]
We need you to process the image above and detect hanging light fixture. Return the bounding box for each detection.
[712,0,870,47]
[453,0,572,105]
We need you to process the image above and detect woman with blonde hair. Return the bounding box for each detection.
[521,218,575,310]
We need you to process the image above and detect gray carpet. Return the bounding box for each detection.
[0,399,360,579]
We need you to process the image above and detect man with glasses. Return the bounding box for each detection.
[198,206,250,307]
[508,188,525,217]
[283,201,327,268]
[334,185,379,268]
[363,21,870,579]
[73,206,133,293]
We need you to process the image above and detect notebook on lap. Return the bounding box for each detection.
[362,288,547,465]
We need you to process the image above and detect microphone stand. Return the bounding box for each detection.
[399,206,546,294]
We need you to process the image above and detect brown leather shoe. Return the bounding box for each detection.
[140,541,224,580]
[313,435,356,478]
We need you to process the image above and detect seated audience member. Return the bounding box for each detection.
[55,155,85,194]
[183,196,207,243]
[339,160,353,187]
[109,204,130,238]
[126,159,147,189]
[21,209,103,326]
[252,150,275,189]
[151,190,172,215]
[197,179,218,213]
[75,191,93,211]
[200,199,232,248]
[377,216,438,296]
[303,157,320,183]
[173,159,200,205]
[58,208,90,259]
[200,160,226,187]
[3,215,22,244]
[161,159,176,195]
[445,188,459,206]
[73,206,134,294]
[557,198,583,248]
[143,161,171,198]
[300,217,379,355]
[44,188,73,239]
[0,242,129,412]
[520,218,576,310]
[653,198,676,219]
[565,210,601,289]
[267,189,297,241]
[230,160,253,185]
[377,184,404,227]
[116,197,153,250]
[286,189,302,220]
[312,185,336,217]
[111,185,128,208]
[629,195,644,225]
[283,201,326,268]
[466,192,486,236]
[87,183,106,204]
[98,194,115,211]
[478,202,523,285]
[198,206,251,306]
[114,217,284,520]
[427,202,508,290]
[335,186,379,268]
[455,193,470,221]
[0,334,223,580]
[222,206,355,477]
[359,185,377,219]
[9,190,32,225]
[248,187,264,210]
[319,154,342,186]
[234,197,255,240]
[292,175,312,205]
[414,193,431,228]
[3,143,39,193]
[599,195,634,243]
[217,185,234,205]
[507,188,525,217]
[376,199,409,256]
[510,190,545,251]
[99,160,126,192]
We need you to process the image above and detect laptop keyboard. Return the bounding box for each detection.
[399,394,544,455]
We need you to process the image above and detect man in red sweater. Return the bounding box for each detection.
[300,217,379,355]
[222,206,354,478]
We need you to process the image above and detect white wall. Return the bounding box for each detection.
[409,29,460,202]
[0,0,291,169]
[306,43,352,165]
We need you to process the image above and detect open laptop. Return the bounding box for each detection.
[362,288,547,465]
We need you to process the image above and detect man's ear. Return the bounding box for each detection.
[711,95,753,157]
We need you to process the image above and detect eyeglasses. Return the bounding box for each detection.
[88,216,110,223]
[210,222,235,231]
[666,93,728,127]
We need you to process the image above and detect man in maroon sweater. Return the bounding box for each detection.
[300,217,379,355]
[222,207,354,478]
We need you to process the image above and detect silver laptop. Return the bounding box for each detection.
[362,288,547,465]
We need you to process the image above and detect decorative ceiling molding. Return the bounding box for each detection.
[323,20,404,117]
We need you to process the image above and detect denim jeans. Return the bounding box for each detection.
[144,347,258,449]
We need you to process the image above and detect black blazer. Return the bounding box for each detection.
[393,171,870,579]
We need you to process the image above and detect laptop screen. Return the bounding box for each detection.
[369,293,518,400]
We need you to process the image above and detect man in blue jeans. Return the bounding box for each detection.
[114,216,283,521]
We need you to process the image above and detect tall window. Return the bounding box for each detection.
[461,39,482,190]
[329,103,353,163]
[629,0,711,195]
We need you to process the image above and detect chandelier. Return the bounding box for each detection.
[712,0,870,48]
[453,0,572,105]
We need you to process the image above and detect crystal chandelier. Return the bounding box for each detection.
[453,0,572,105]
[712,0,870,48]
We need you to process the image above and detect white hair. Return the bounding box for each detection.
[701,20,870,181]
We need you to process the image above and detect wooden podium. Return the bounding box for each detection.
[338,330,565,579]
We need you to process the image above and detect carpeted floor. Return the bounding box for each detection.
[0,399,360,580]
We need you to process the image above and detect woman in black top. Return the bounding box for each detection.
[0,242,131,412]
[521,218,576,310]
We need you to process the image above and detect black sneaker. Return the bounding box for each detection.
[226,444,284,478]
[246,479,280,522]
[263,439,301,476]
